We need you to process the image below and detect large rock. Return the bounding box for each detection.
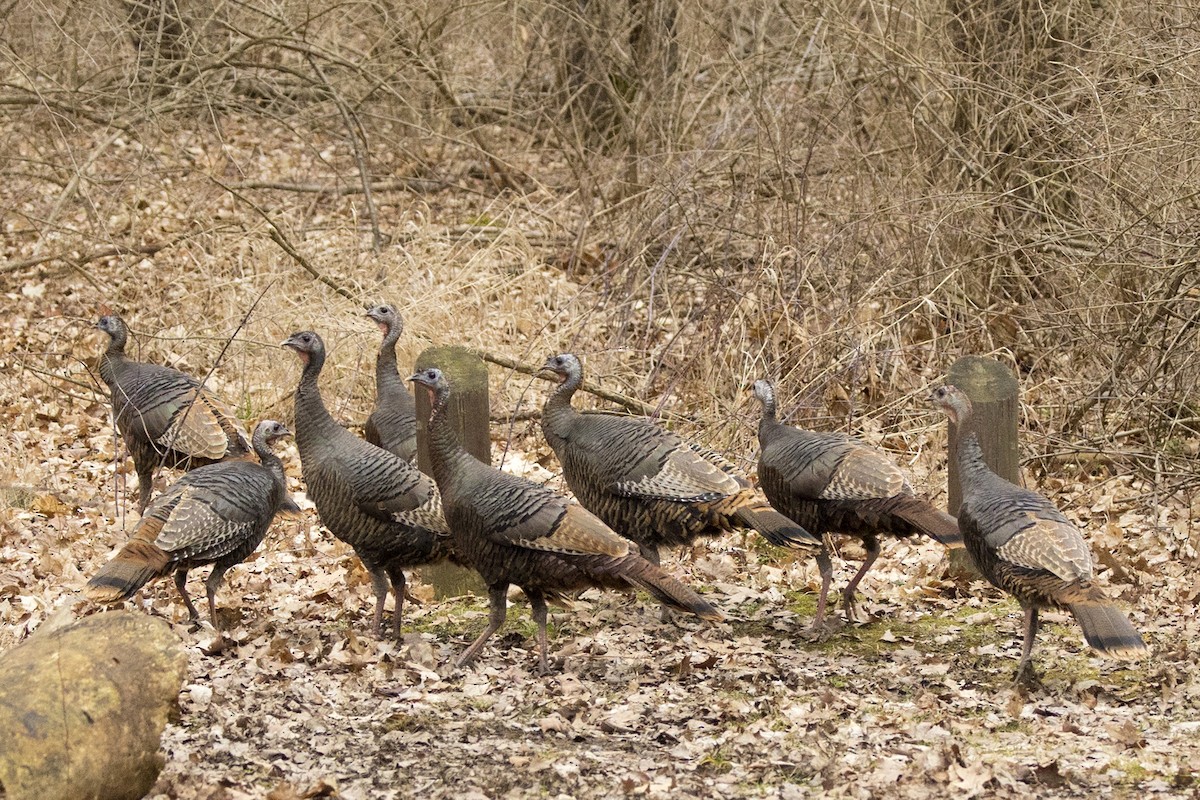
[0,610,187,800]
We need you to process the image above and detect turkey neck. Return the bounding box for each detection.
[253,435,287,490]
[425,384,473,492]
[540,369,581,443]
[98,332,128,388]
[756,389,788,446]
[292,348,340,451]
[952,404,991,493]
[375,323,403,397]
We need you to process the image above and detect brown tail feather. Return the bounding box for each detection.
[732,496,821,549]
[85,538,172,603]
[1068,602,1148,660]
[620,557,724,621]
[893,501,963,548]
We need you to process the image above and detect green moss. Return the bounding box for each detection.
[465,213,500,227]
[784,590,818,618]
[1045,648,1100,684]
[727,587,1018,665]
[1109,757,1152,784]
[405,599,557,663]
[698,746,734,774]
[512,614,546,639]
[990,718,1027,734]
[750,535,805,563]
[405,597,488,637]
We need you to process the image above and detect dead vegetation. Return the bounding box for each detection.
[1,0,1199,795]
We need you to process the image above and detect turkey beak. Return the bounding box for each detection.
[364,309,392,335]
[406,373,436,403]
[282,340,307,366]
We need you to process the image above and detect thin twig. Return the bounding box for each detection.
[304,53,383,254]
[145,285,273,493]
[216,180,357,302]
[228,178,448,195]
[384,28,528,193]
[1,236,195,275]
[476,350,695,424]
[20,364,105,407]
[1066,258,1198,431]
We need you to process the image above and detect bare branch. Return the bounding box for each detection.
[475,350,695,424]
[1,236,195,275]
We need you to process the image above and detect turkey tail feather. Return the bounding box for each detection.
[894,503,963,548]
[733,500,821,549]
[620,557,723,621]
[1068,602,1148,660]
[85,539,171,603]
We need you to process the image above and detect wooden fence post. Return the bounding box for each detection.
[946,356,1020,579]
[414,345,489,598]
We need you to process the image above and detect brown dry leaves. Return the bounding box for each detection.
[130,525,1198,800]
[2,454,1197,800]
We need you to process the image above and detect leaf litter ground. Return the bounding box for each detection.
[2,442,1196,799]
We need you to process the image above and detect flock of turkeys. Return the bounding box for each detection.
[83,310,1147,682]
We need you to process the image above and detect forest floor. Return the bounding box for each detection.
[1,405,1196,800]
[1,116,1198,800]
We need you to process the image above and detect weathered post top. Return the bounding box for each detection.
[414,345,490,597]
[945,355,1020,579]
[946,355,1020,512]
[414,345,491,470]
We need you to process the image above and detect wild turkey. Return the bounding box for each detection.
[409,366,722,673]
[538,354,821,571]
[94,314,250,514]
[86,419,294,641]
[283,330,456,638]
[363,303,418,462]
[930,384,1147,683]
[752,379,963,631]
